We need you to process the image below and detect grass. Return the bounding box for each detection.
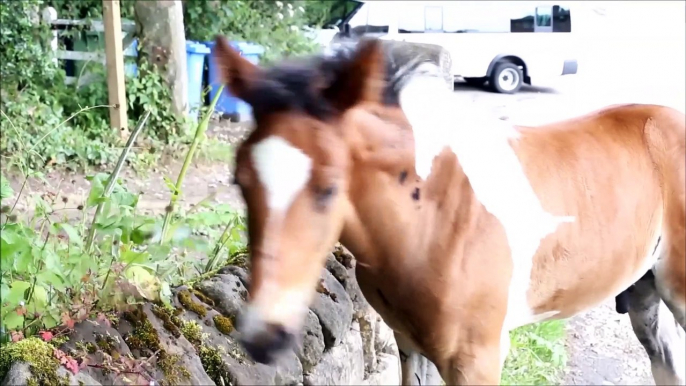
[502,320,568,385]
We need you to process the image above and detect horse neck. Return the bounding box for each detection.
[338,143,481,272]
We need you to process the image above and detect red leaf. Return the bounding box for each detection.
[53,348,79,375]
[79,356,90,370]
[10,331,24,342]
[96,312,112,328]
[64,357,79,375]
[61,312,75,329]
[54,348,66,360]
[39,330,54,342]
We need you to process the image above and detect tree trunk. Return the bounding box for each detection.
[134,0,188,120]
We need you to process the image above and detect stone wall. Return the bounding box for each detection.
[2,247,400,386]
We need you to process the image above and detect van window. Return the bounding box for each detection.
[553,5,572,33]
[510,10,535,33]
[365,2,389,34]
[398,4,425,33]
[425,6,444,32]
[535,7,552,27]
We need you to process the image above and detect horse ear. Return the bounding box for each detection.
[323,39,385,112]
[212,35,258,100]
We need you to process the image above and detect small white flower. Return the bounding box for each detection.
[277,12,284,20]
[290,25,299,31]
[19,301,25,307]
[287,3,293,9]
[298,6,305,13]
[288,8,294,17]
[275,1,283,8]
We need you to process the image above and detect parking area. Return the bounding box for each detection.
[452,32,685,127]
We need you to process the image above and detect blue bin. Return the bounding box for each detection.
[205,41,265,121]
[186,41,211,122]
[124,39,138,77]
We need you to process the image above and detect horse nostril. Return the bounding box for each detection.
[268,322,295,351]
[239,322,295,364]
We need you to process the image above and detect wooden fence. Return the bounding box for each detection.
[41,1,132,134]
[41,6,136,87]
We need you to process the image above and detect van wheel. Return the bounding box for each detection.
[489,62,523,94]
[464,77,486,87]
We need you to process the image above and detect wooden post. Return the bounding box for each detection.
[102,0,129,139]
[41,7,58,66]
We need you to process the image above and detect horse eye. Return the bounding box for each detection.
[316,186,337,202]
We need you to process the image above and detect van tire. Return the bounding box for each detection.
[489,62,523,94]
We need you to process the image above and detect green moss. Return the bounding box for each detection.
[47,336,69,348]
[86,342,97,354]
[0,337,70,386]
[122,307,190,385]
[177,290,207,318]
[212,315,234,335]
[198,345,234,386]
[180,321,203,347]
[151,305,182,338]
[123,307,161,353]
[158,352,191,386]
[94,333,118,354]
[191,289,215,307]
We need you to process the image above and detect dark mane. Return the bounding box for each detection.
[241,39,448,120]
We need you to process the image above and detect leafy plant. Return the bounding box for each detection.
[0,92,247,345]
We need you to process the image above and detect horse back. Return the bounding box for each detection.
[512,104,685,317]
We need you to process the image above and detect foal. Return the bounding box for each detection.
[212,36,686,385]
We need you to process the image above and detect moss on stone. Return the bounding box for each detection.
[151,305,181,338]
[47,335,69,348]
[0,337,70,386]
[198,345,233,386]
[212,315,234,336]
[94,333,118,354]
[180,321,203,347]
[191,289,215,307]
[122,307,190,385]
[158,352,191,386]
[123,307,161,354]
[177,290,207,318]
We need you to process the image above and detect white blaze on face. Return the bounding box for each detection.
[245,135,313,332]
[250,135,313,213]
[398,64,574,331]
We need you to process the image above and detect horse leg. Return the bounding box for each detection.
[627,270,686,385]
[394,332,443,385]
[654,241,686,330]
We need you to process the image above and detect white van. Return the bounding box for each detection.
[331,0,579,94]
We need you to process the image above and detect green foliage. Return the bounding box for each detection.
[0,0,59,93]
[502,320,568,385]
[183,0,319,63]
[0,104,247,344]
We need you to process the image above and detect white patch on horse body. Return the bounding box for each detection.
[397,64,574,331]
[251,135,312,212]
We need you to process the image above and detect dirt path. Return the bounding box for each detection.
[563,300,653,385]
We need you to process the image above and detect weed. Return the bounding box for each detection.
[501,320,567,385]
